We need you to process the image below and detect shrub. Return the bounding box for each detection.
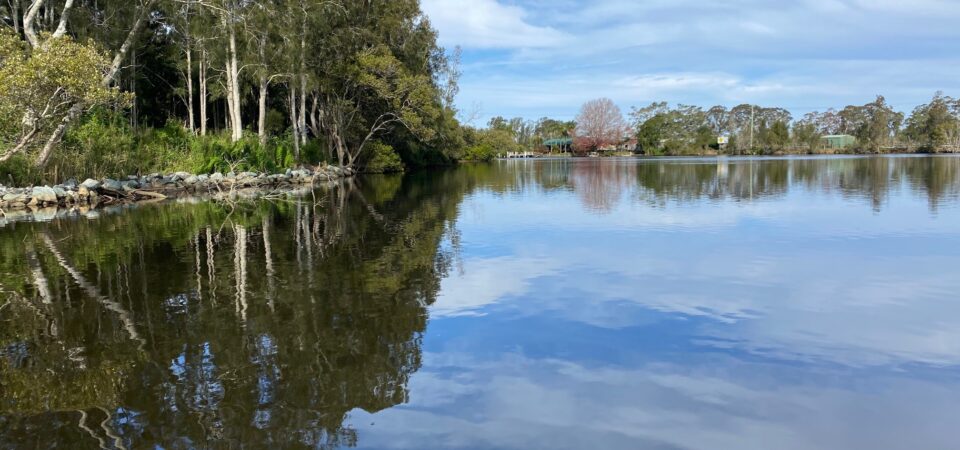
[462,144,497,161]
[363,141,404,173]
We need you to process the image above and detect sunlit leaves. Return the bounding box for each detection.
[0,30,130,150]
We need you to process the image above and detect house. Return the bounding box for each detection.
[821,135,857,149]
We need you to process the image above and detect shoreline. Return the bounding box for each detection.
[497,150,960,160]
[0,165,356,217]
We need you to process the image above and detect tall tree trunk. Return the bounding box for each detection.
[186,45,195,134]
[299,74,307,146]
[130,49,138,129]
[23,0,43,49]
[52,0,73,38]
[258,74,268,147]
[228,24,242,142]
[309,94,321,137]
[298,27,307,146]
[12,0,21,35]
[199,48,208,136]
[225,60,234,136]
[289,85,300,162]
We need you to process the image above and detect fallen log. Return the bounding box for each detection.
[132,189,167,200]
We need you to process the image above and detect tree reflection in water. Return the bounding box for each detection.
[0,174,462,448]
[1,156,959,448]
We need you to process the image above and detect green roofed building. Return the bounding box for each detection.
[543,138,573,152]
[821,135,857,149]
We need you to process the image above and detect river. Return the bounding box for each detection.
[2,155,960,449]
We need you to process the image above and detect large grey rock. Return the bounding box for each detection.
[81,179,101,190]
[31,186,58,204]
[63,178,78,190]
[101,179,123,192]
[210,172,224,182]
[184,175,200,185]
[52,187,67,199]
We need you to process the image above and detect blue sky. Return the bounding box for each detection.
[420,0,960,125]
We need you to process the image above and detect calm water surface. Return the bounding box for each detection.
[2,156,960,449]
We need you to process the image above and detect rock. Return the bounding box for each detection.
[102,179,123,192]
[53,187,67,199]
[210,172,224,182]
[2,192,27,203]
[158,176,178,186]
[81,179,101,191]
[184,175,200,185]
[31,186,58,205]
[197,174,209,182]
[63,178,78,190]
[226,172,237,179]
[170,171,191,182]
[121,181,139,192]
[126,175,139,181]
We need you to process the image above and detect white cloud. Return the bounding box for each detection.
[421,0,960,122]
[421,0,569,49]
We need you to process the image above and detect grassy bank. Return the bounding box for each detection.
[0,113,336,186]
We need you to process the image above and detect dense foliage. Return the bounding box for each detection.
[0,0,463,183]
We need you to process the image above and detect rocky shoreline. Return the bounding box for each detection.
[0,165,356,214]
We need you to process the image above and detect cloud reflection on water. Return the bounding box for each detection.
[390,157,960,449]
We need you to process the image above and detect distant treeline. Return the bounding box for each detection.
[469,93,960,157]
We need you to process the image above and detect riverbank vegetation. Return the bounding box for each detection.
[0,0,465,185]
[485,93,960,157]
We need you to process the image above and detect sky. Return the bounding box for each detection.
[420,0,960,125]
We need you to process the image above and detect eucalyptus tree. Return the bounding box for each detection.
[0,0,156,167]
[705,105,731,134]
[838,96,903,151]
[904,92,960,150]
[312,0,446,168]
